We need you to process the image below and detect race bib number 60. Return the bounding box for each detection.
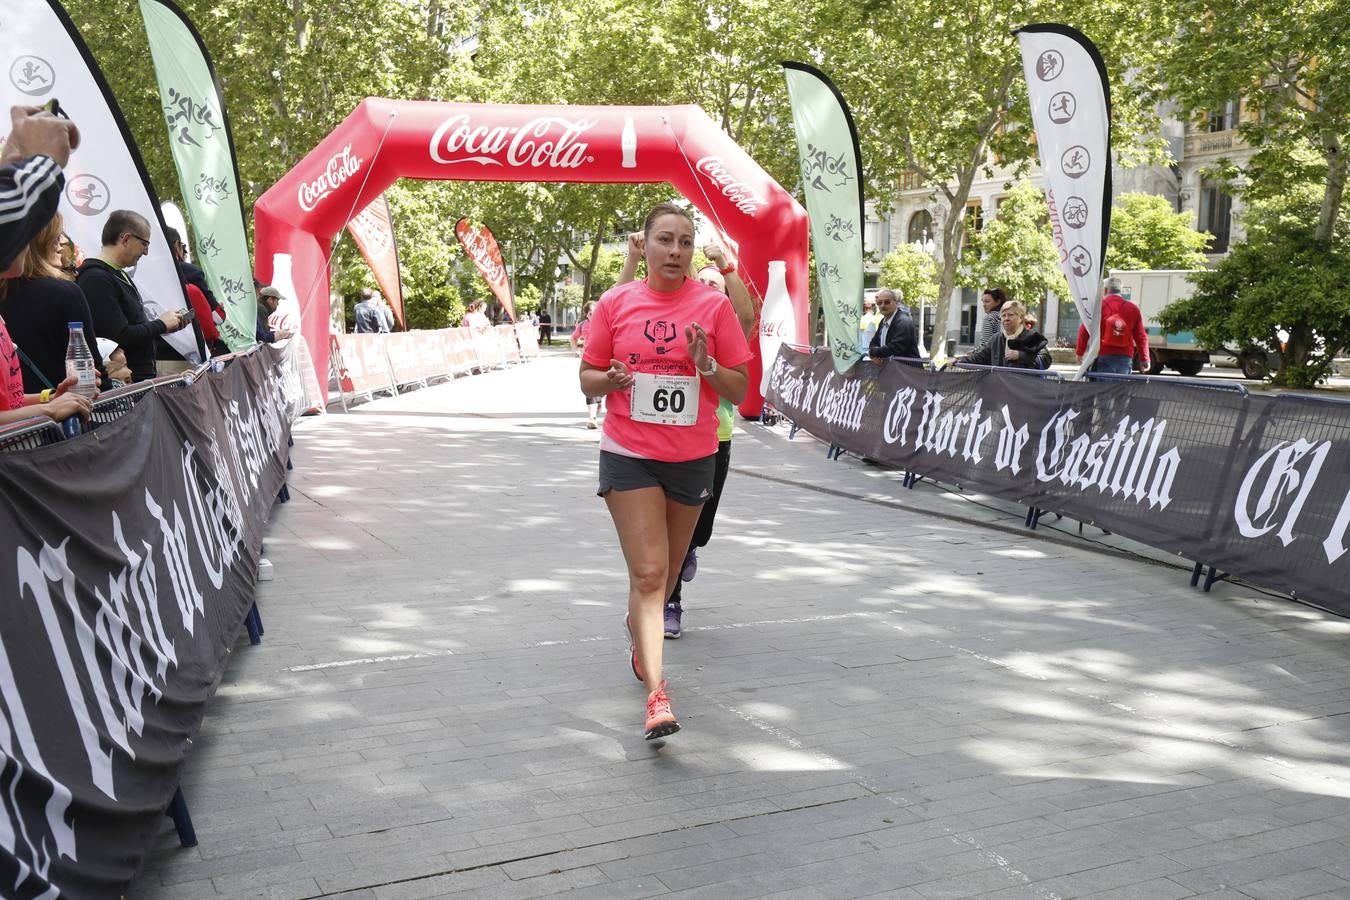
[630,372,699,426]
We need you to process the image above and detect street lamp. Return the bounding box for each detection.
[912,228,937,356]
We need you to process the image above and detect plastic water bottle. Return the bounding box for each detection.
[65,322,98,399]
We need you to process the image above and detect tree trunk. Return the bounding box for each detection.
[1316,130,1347,241]
[923,66,1014,356]
[929,160,981,354]
[564,218,609,305]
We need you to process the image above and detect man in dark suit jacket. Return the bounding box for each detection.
[868,288,920,362]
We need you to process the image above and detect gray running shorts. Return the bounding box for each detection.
[597,450,716,506]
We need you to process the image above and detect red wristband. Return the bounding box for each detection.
[717,263,736,276]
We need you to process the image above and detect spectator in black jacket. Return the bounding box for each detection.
[1,105,80,273]
[165,226,228,356]
[76,210,187,382]
[867,288,921,363]
[0,211,103,391]
[958,301,1048,369]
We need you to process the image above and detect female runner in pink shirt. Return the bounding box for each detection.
[579,202,753,739]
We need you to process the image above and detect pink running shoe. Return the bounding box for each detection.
[644,680,680,740]
[624,614,643,682]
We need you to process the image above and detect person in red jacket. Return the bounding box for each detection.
[1076,276,1150,374]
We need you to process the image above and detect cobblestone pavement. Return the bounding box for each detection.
[132,352,1350,900]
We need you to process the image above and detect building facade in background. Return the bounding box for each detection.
[865,102,1254,347]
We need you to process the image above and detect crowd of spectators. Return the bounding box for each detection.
[0,104,286,434]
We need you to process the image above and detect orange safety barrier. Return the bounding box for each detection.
[495,324,521,364]
[515,323,541,358]
[469,326,505,369]
[445,328,478,373]
[329,325,535,406]
[330,333,396,399]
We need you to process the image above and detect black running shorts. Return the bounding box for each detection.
[597,450,716,506]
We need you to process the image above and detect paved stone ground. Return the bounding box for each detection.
[131,350,1350,900]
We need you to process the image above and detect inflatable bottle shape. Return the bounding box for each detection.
[758,260,795,395]
[269,252,301,336]
[621,117,637,168]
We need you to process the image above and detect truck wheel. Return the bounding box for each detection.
[1174,360,1204,377]
[1146,358,1166,375]
[1240,352,1269,380]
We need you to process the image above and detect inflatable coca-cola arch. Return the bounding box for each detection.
[253,98,809,414]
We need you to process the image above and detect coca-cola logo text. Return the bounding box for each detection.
[298,145,362,212]
[695,157,768,217]
[430,115,596,169]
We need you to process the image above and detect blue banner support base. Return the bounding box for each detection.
[245,603,264,645]
[166,787,198,847]
[1189,563,1228,593]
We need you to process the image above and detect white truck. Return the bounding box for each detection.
[1109,269,1211,377]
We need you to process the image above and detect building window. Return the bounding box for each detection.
[1206,99,1240,132]
[965,201,984,235]
[1198,179,1233,252]
[962,201,983,258]
[907,210,934,245]
[864,219,890,256]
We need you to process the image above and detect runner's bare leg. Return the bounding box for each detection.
[606,487,702,693]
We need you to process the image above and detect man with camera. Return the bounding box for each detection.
[77,210,190,382]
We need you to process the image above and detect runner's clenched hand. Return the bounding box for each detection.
[684,322,710,371]
[607,358,634,390]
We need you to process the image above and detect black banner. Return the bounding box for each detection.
[0,346,294,898]
[767,348,1350,614]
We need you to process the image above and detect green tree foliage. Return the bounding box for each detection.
[821,0,1168,348]
[1157,185,1350,387]
[589,247,628,300]
[558,283,585,315]
[1106,193,1211,270]
[958,180,1067,312]
[386,182,469,330]
[1148,0,1350,240]
[71,0,472,211]
[71,0,1184,340]
[513,284,542,316]
[878,244,939,309]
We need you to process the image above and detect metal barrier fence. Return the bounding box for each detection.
[1,349,261,453]
[952,360,1065,381]
[0,416,65,452]
[1084,369,1248,396]
[88,378,166,429]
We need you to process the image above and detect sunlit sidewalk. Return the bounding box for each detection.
[133,351,1350,900]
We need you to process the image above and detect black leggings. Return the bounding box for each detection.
[669,440,731,604]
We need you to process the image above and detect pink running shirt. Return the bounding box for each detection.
[0,316,24,412]
[583,278,752,462]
